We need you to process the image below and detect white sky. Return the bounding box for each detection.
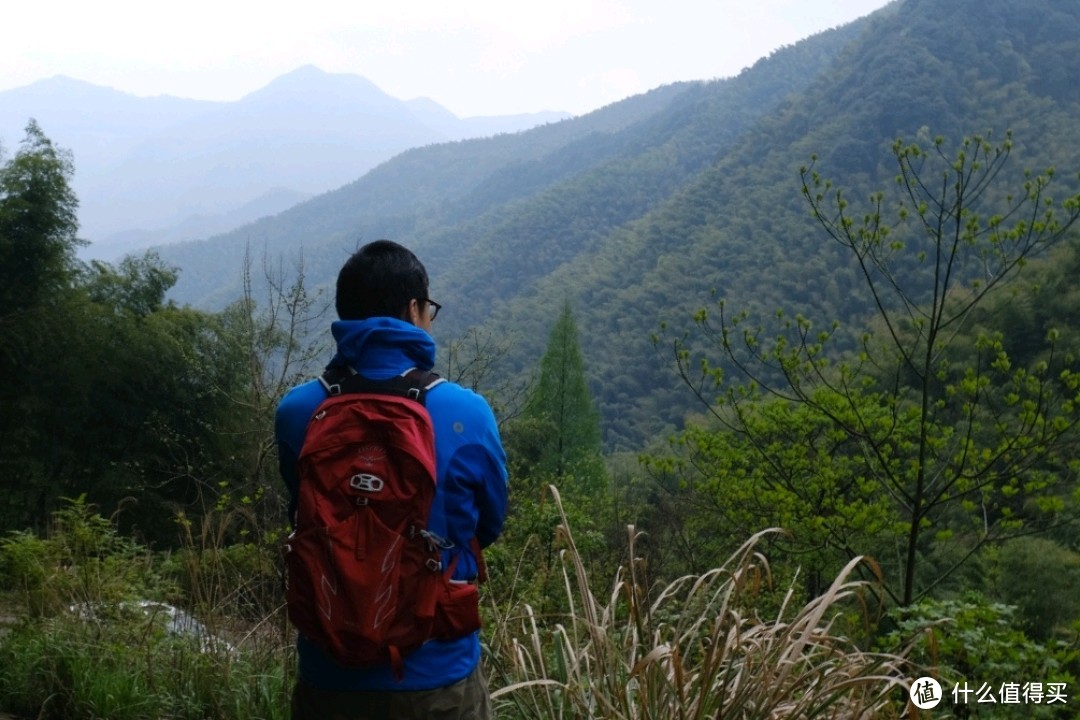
[2,0,893,118]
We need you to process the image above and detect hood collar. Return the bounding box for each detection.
[329,317,435,378]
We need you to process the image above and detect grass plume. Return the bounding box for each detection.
[487,485,909,719]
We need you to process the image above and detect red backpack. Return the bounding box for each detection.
[283,367,483,675]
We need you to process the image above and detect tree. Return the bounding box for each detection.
[0,120,81,424]
[207,245,330,532]
[0,120,80,325]
[442,325,528,425]
[665,133,1080,605]
[643,388,901,597]
[0,124,299,539]
[494,302,611,608]
[0,121,83,530]
[0,243,252,538]
[514,301,602,480]
[84,252,177,317]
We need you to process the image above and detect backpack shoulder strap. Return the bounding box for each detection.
[319,366,444,405]
[403,367,445,393]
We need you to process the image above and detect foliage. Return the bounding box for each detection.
[0,119,80,321]
[880,593,1079,719]
[0,496,160,618]
[484,462,613,618]
[0,137,324,539]
[486,486,910,719]
[0,497,291,720]
[658,132,1080,606]
[988,537,1080,641]
[641,388,900,596]
[84,252,178,316]
[0,262,252,539]
[514,301,603,481]
[491,303,618,611]
[0,610,289,720]
[2,485,918,720]
[167,508,287,622]
[0,120,81,530]
[0,123,254,537]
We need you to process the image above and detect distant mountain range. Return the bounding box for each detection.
[15,0,1080,451]
[0,65,569,254]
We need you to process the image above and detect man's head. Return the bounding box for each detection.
[336,240,439,330]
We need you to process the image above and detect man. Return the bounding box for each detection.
[275,239,509,719]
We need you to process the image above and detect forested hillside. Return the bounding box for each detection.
[158,0,1080,452]
[6,1,1080,715]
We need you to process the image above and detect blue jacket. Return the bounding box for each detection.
[275,317,509,691]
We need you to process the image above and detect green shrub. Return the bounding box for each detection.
[0,497,294,720]
[0,496,161,617]
[0,611,291,720]
[881,592,1079,719]
[992,537,1080,641]
[164,511,285,622]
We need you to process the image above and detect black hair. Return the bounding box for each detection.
[335,240,429,320]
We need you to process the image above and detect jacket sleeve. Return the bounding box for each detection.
[275,405,302,527]
[450,442,508,548]
[469,399,509,548]
[274,381,325,527]
[435,389,509,553]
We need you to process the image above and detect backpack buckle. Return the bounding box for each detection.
[419,529,454,549]
[350,473,384,493]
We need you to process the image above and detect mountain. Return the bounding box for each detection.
[0,67,570,250]
[0,75,222,165]
[93,187,314,262]
[405,96,567,140]
[153,0,1080,450]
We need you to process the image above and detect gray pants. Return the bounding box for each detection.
[290,665,493,720]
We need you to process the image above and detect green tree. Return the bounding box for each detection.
[494,302,612,609]
[663,133,1080,605]
[0,120,80,326]
[880,593,1078,719]
[643,388,901,596]
[514,301,602,480]
[0,124,277,539]
[7,250,253,540]
[1,121,83,530]
[990,536,1080,640]
[84,252,178,317]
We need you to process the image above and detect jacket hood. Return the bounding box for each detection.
[329,317,435,378]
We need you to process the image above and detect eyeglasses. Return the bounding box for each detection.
[423,298,442,321]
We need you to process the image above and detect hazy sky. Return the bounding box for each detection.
[3,0,893,118]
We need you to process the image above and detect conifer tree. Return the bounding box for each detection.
[520,301,602,480]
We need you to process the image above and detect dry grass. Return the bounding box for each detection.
[487,486,910,719]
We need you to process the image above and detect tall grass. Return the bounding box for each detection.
[486,486,910,719]
[0,612,290,720]
[1,493,912,719]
